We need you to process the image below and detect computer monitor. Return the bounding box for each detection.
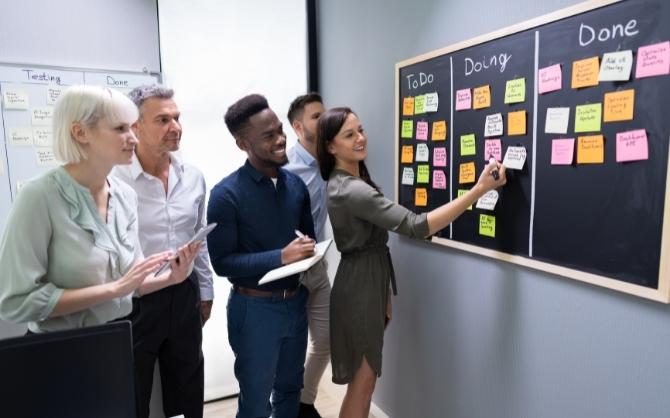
[0,321,136,418]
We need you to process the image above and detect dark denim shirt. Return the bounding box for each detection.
[207,160,315,290]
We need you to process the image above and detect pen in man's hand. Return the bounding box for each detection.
[489,157,500,181]
[294,229,307,239]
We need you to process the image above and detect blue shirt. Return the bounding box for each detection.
[207,160,315,290]
[285,141,327,241]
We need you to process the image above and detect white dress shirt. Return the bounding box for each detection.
[112,152,214,300]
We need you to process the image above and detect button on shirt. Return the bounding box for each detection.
[285,141,327,242]
[112,153,214,300]
[207,160,315,291]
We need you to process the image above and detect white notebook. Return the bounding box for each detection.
[258,239,333,285]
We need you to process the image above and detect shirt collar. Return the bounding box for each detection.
[242,159,285,184]
[129,152,185,180]
[294,141,317,167]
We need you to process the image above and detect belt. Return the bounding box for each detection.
[233,285,300,299]
[341,246,398,296]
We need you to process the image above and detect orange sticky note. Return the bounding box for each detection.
[459,162,476,184]
[572,56,600,89]
[415,188,427,206]
[603,89,634,122]
[473,85,491,109]
[401,145,414,163]
[508,110,526,136]
[432,120,447,141]
[577,135,604,164]
[403,97,415,116]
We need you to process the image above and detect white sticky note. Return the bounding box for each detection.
[35,148,58,167]
[545,107,570,134]
[401,167,415,185]
[424,92,439,112]
[476,190,499,211]
[46,85,64,105]
[3,88,29,110]
[32,107,54,126]
[33,127,53,147]
[503,146,527,170]
[598,50,633,82]
[415,143,430,162]
[484,113,503,137]
[9,127,34,146]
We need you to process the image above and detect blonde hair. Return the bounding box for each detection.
[52,85,138,163]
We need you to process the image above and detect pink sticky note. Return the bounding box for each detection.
[455,88,472,110]
[432,170,447,189]
[484,139,502,161]
[616,129,648,162]
[416,121,429,140]
[636,41,670,78]
[539,64,562,94]
[433,147,447,167]
[551,138,575,165]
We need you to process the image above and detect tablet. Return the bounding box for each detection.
[154,223,217,275]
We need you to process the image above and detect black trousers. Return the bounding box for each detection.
[127,276,204,418]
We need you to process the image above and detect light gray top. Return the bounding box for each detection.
[0,167,142,333]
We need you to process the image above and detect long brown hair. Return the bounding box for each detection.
[316,107,379,190]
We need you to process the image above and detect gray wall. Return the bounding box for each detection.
[317,1,670,417]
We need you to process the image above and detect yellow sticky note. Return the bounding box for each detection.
[458,189,472,210]
[603,89,634,122]
[574,103,602,133]
[473,85,491,109]
[577,135,605,164]
[401,120,413,138]
[504,78,525,104]
[460,134,476,156]
[572,56,600,89]
[459,162,476,184]
[417,165,430,183]
[432,120,447,141]
[401,145,414,163]
[414,95,426,114]
[479,214,496,238]
[508,110,526,136]
[403,97,415,116]
[415,188,427,206]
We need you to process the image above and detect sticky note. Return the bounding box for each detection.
[416,143,430,162]
[402,97,415,116]
[460,134,476,156]
[3,88,29,110]
[417,165,430,183]
[433,147,447,167]
[539,64,562,94]
[635,41,670,79]
[473,85,491,109]
[432,120,447,141]
[484,113,503,137]
[479,214,496,238]
[458,189,473,210]
[476,190,499,211]
[432,170,447,189]
[551,138,575,165]
[574,103,602,133]
[425,92,439,112]
[46,86,64,105]
[599,50,633,82]
[503,146,527,170]
[545,107,570,134]
[577,135,604,164]
[401,167,415,185]
[504,78,525,103]
[31,107,53,126]
[508,110,526,136]
[416,121,429,140]
[401,145,414,163]
[9,128,33,146]
[571,56,600,89]
[401,120,413,138]
[35,148,58,167]
[603,89,634,122]
[456,88,472,110]
[33,127,53,147]
[414,95,426,114]
[415,188,427,206]
[459,162,476,184]
[616,129,648,163]
[484,139,502,161]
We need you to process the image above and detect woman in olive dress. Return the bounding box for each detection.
[316,107,507,418]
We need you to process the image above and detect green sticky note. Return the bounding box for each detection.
[458,189,472,210]
[414,95,426,114]
[479,214,496,237]
[417,164,430,183]
[401,120,413,138]
[460,134,476,156]
[504,78,526,104]
[574,103,602,133]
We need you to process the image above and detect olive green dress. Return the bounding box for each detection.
[327,169,429,384]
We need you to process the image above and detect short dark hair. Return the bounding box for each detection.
[224,94,269,138]
[287,92,322,124]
